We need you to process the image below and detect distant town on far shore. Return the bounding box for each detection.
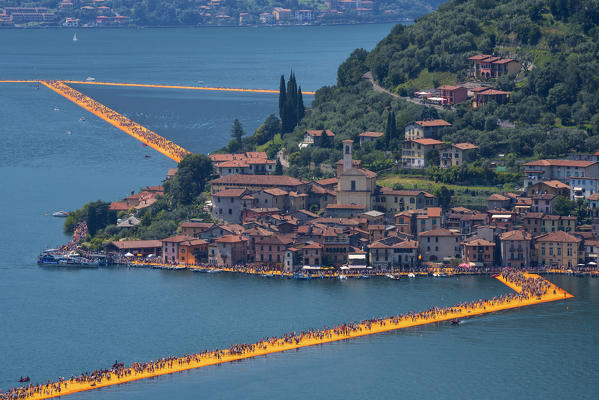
[0,0,438,28]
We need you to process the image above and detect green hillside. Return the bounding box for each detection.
[277,0,599,181]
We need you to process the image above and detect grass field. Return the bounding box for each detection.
[378,173,503,209]
[256,133,283,152]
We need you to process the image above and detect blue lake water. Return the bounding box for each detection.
[1,25,598,399]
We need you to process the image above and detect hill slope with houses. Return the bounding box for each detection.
[60,0,599,272]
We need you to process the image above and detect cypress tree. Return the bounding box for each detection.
[275,159,283,175]
[285,71,298,132]
[279,74,286,119]
[297,86,305,121]
[231,119,245,152]
[390,111,397,141]
[384,111,393,148]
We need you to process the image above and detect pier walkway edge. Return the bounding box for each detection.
[8,273,573,400]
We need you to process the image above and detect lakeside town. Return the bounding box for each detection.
[31,46,599,277]
[56,130,599,275]
[0,0,415,28]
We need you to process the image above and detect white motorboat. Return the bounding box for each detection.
[52,210,69,217]
[408,273,416,278]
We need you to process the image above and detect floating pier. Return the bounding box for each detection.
[4,273,573,400]
[40,81,191,163]
[0,80,316,95]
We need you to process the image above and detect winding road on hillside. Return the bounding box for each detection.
[362,71,448,111]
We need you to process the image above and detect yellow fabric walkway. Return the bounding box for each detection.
[40,80,190,163]
[6,273,572,400]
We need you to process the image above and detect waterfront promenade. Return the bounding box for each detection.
[40,81,191,163]
[2,272,572,400]
[129,260,599,278]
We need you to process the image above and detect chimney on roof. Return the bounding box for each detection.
[343,139,353,173]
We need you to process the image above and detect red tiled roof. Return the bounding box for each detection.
[537,180,570,189]
[109,240,162,249]
[523,159,597,168]
[180,239,208,247]
[499,230,532,241]
[216,160,249,168]
[303,242,323,249]
[180,221,214,229]
[463,238,495,246]
[355,168,377,178]
[476,89,511,96]
[214,234,247,243]
[412,138,444,145]
[536,231,581,243]
[263,188,289,196]
[418,228,459,237]
[109,201,130,211]
[452,142,478,150]
[326,204,366,210]
[210,174,304,186]
[316,177,339,186]
[162,235,195,243]
[358,131,384,138]
[213,188,247,197]
[415,119,452,127]
[305,129,335,137]
[468,54,492,61]
[492,58,516,64]
[488,194,510,201]
[438,85,465,91]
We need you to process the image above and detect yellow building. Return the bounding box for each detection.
[373,187,437,214]
[534,231,582,268]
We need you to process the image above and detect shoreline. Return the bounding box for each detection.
[0,20,408,30]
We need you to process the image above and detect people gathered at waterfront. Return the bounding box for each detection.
[0,270,563,400]
[58,222,88,253]
[43,81,190,162]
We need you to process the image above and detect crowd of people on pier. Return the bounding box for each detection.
[44,81,190,162]
[59,222,88,253]
[1,270,560,400]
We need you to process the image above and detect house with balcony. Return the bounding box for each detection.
[299,129,335,148]
[358,131,384,145]
[522,159,599,188]
[402,138,445,169]
[404,119,452,140]
[440,143,478,168]
[534,231,582,268]
[468,54,520,79]
[438,85,468,105]
[462,238,495,267]
[417,228,461,262]
[499,230,532,268]
[368,237,419,270]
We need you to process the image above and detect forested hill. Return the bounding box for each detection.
[283,0,599,178]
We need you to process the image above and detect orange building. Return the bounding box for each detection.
[462,238,495,267]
